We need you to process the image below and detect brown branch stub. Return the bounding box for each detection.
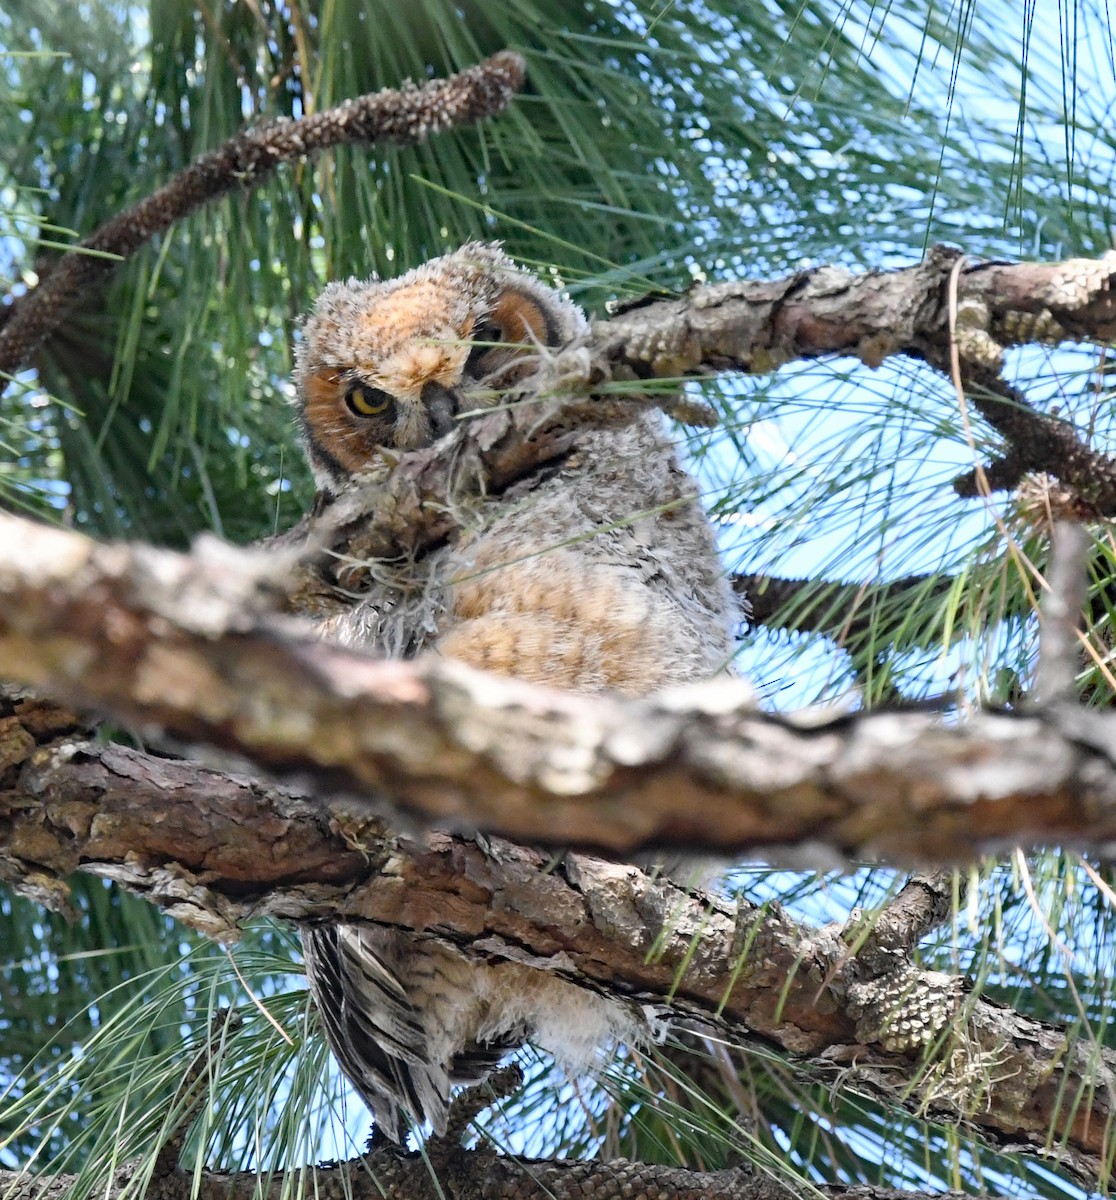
[438,1063,525,1149]
[0,51,526,390]
[1034,521,1090,706]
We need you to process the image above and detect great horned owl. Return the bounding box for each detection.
[295,243,736,1140]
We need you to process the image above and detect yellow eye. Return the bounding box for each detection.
[345,382,393,418]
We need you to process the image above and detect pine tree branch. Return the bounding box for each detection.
[4,511,1116,869]
[4,739,1108,1180]
[1,735,1111,1184]
[594,245,1116,511]
[4,610,1116,1176]
[853,871,959,961]
[3,690,1111,1184]
[0,1157,1018,1200]
[0,51,526,392]
[598,246,1116,376]
[943,365,1116,506]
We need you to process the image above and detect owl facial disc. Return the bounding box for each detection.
[293,242,587,492]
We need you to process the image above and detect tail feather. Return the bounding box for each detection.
[302,924,452,1139]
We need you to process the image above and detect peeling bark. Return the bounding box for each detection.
[4,514,1116,869]
[1,692,1114,1178]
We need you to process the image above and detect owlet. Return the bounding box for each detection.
[294,242,736,1140]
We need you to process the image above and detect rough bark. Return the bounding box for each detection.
[595,246,1116,510]
[598,246,1116,373]
[1,692,1115,1176]
[4,513,1116,868]
[0,1157,1016,1200]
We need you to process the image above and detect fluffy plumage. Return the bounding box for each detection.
[295,243,736,1140]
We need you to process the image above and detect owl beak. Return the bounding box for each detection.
[422,380,457,439]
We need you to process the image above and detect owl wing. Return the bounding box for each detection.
[302,925,449,1140]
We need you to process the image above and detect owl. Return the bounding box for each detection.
[295,243,737,1141]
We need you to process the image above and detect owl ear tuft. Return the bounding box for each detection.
[450,240,512,275]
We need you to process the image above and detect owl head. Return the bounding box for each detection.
[293,242,587,492]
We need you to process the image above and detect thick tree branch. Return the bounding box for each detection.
[0,1154,1016,1200]
[4,512,1116,867]
[0,52,526,392]
[1,712,1111,1180]
[598,246,1116,373]
[3,558,1114,1181]
[855,871,959,961]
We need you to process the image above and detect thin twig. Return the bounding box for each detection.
[1033,520,1090,706]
